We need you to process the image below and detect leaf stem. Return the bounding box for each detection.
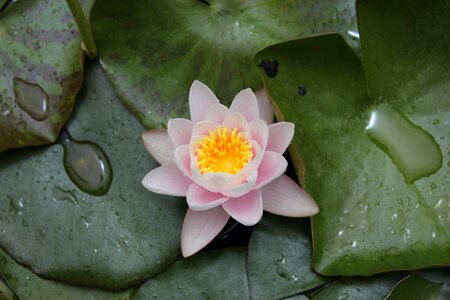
[65,0,97,60]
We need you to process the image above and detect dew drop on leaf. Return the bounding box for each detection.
[59,127,113,196]
[366,103,442,184]
[13,78,49,121]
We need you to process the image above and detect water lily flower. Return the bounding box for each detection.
[141,81,319,257]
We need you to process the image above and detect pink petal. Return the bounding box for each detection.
[189,134,207,163]
[230,88,259,122]
[267,122,295,154]
[189,80,220,122]
[174,144,192,177]
[222,189,263,226]
[142,164,192,196]
[254,88,274,124]
[222,171,257,198]
[181,207,229,257]
[205,103,229,124]
[141,129,174,165]
[254,151,287,189]
[168,118,193,148]
[261,174,319,217]
[249,119,269,150]
[191,120,218,137]
[186,184,229,211]
[222,112,250,133]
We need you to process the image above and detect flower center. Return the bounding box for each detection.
[195,127,253,174]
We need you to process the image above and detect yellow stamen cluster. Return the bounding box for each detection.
[195,127,253,174]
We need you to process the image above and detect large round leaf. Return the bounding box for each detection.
[0,0,94,151]
[0,61,185,290]
[0,248,131,300]
[131,248,249,300]
[255,2,449,275]
[247,215,330,299]
[91,0,358,128]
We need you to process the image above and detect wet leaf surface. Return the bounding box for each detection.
[311,273,403,300]
[386,273,445,300]
[0,248,131,300]
[0,0,94,151]
[91,0,358,128]
[247,215,330,299]
[256,0,450,276]
[0,61,186,290]
[131,248,249,300]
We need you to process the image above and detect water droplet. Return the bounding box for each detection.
[52,186,78,205]
[366,103,442,184]
[431,183,437,189]
[274,253,298,281]
[81,216,90,229]
[59,128,113,196]
[432,119,440,125]
[357,201,368,211]
[13,78,49,121]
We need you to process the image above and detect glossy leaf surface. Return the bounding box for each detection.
[247,215,330,299]
[131,248,249,300]
[386,273,444,300]
[0,62,185,290]
[0,248,130,300]
[311,273,403,300]
[91,0,358,128]
[0,0,94,151]
[256,0,450,275]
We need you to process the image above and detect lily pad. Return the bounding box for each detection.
[131,248,249,300]
[255,0,450,276]
[0,61,186,290]
[0,0,94,151]
[0,248,131,300]
[91,0,358,128]
[386,273,444,300]
[247,215,330,299]
[311,273,404,300]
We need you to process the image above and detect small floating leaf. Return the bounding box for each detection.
[366,103,442,184]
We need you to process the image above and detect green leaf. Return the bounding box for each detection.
[91,0,358,128]
[0,61,186,290]
[247,215,330,299]
[255,0,450,275]
[311,273,404,300]
[386,273,443,300]
[0,248,131,300]
[131,248,249,300]
[0,0,94,151]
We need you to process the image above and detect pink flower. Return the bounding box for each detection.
[141,81,319,257]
